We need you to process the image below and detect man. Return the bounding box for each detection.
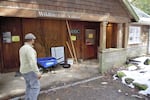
[19,33,41,100]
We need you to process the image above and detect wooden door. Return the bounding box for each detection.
[84,29,97,59]
[0,17,22,72]
[69,21,99,59]
[83,22,99,59]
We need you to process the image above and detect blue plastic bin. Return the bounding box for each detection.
[37,57,58,68]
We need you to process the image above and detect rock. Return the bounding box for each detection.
[133,82,148,90]
[127,65,137,71]
[139,71,147,73]
[125,93,128,96]
[56,98,60,100]
[144,58,150,65]
[117,71,126,78]
[118,89,122,93]
[125,78,134,84]
[101,82,108,85]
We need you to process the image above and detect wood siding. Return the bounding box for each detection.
[22,19,99,59]
[22,18,67,57]
[0,17,22,72]
[68,21,83,59]
[0,0,130,18]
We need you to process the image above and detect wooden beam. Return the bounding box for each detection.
[66,41,74,60]
[66,20,78,64]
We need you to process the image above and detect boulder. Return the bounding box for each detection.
[125,78,134,84]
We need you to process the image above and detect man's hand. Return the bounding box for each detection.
[37,73,42,79]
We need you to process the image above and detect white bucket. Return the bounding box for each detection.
[67,58,74,65]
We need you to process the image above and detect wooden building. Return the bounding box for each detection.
[0,0,140,73]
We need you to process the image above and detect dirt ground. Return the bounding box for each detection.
[9,61,150,100]
[38,74,149,100]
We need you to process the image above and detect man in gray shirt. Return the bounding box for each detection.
[19,33,41,100]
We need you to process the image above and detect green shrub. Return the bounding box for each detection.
[144,59,150,65]
[117,71,126,78]
[133,82,148,90]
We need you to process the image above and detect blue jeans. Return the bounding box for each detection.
[22,71,40,100]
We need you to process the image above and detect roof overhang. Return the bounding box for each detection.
[123,0,150,25]
[122,0,139,22]
[0,5,129,23]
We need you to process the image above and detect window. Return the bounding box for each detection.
[128,26,141,44]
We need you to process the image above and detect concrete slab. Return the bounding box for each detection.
[0,60,100,100]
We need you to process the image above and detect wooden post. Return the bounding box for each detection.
[66,41,74,59]
[99,21,107,51]
[66,20,78,64]
[124,23,129,48]
[117,23,123,48]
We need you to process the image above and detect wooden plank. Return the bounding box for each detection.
[66,20,78,64]
[66,41,74,59]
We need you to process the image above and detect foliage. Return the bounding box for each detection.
[133,82,148,90]
[117,71,126,78]
[144,59,150,65]
[130,0,150,15]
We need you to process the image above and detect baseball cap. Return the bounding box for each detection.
[24,33,36,40]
